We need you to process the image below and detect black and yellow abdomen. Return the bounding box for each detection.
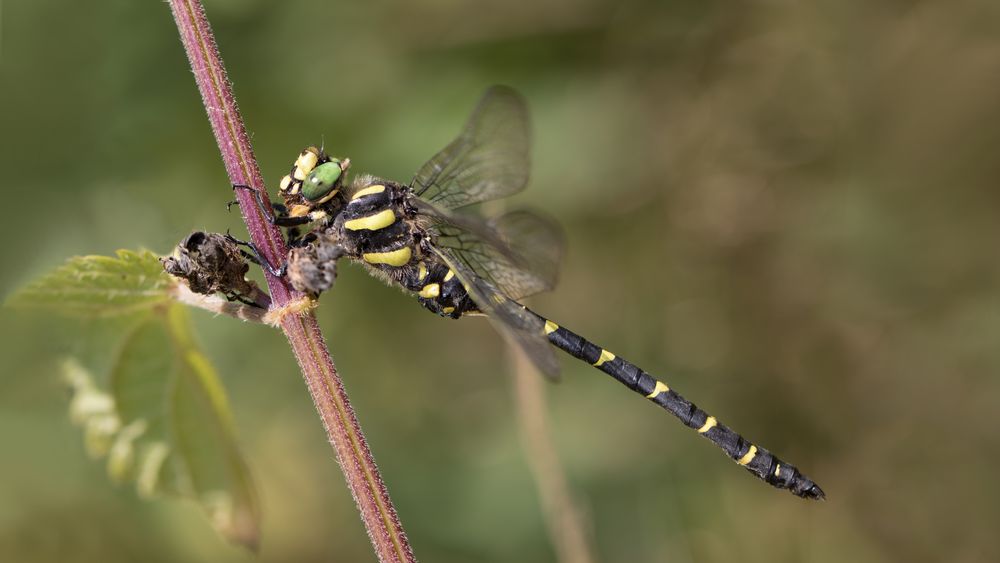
[403,259,478,318]
[537,315,824,499]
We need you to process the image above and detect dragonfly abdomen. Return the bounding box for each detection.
[536,314,825,500]
[400,258,478,318]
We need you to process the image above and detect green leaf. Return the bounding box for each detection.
[109,321,177,493]
[166,305,260,549]
[64,304,260,550]
[111,321,173,444]
[7,249,173,317]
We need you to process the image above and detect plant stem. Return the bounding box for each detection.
[167,2,415,561]
[509,347,597,563]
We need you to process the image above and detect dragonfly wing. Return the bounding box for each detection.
[411,86,530,210]
[413,199,564,301]
[428,245,561,379]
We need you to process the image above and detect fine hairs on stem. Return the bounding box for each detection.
[166,1,415,561]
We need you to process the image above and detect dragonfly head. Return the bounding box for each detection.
[301,157,350,204]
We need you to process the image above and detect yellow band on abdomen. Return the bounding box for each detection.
[697,417,717,434]
[594,349,616,367]
[419,284,440,298]
[645,380,669,398]
[737,445,757,466]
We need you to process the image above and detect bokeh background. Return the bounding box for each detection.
[3,1,1000,561]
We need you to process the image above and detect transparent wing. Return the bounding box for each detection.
[413,200,564,301]
[411,86,530,210]
[428,246,561,379]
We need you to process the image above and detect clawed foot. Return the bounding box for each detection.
[224,231,287,278]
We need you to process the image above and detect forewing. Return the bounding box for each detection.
[428,246,561,379]
[411,86,530,210]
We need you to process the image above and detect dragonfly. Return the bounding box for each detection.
[234,86,824,499]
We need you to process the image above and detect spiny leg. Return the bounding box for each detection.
[228,197,289,216]
[224,290,262,308]
[230,185,310,250]
[232,184,313,228]
[224,232,287,278]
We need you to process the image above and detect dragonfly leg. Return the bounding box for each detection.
[224,232,287,278]
[232,184,313,227]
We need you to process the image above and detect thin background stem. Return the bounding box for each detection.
[167,2,415,561]
[509,347,598,563]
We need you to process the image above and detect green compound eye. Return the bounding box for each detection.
[301,160,344,202]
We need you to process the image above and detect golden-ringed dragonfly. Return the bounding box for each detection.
[238,86,825,500]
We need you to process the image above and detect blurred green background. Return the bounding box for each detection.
[3,0,1000,561]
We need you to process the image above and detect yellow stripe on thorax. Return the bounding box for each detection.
[697,416,717,434]
[417,261,428,281]
[351,184,386,200]
[645,380,669,398]
[737,445,757,466]
[443,269,455,282]
[344,209,396,231]
[362,247,412,266]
